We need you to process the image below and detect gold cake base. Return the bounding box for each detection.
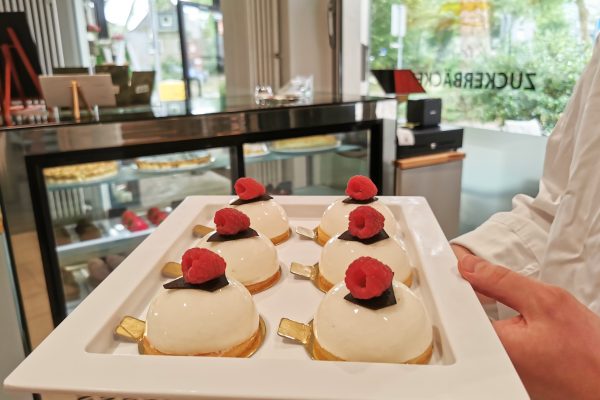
[140,317,266,358]
[316,226,331,246]
[313,338,433,365]
[246,268,282,294]
[270,229,291,245]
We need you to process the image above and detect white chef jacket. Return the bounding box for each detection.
[452,41,600,315]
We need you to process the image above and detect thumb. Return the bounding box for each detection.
[458,255,540,317]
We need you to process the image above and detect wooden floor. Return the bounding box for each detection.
[12,231,54,349]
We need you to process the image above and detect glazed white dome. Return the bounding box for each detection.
[319,199,398,239]
[194,232,279,286]
[145,280,259,355]
[313,280,432,363]
[230,199,289,240]
[320,235,412,286]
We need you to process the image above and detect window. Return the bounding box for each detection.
[370,0,600,135]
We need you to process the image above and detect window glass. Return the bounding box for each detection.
[370,0,600,134]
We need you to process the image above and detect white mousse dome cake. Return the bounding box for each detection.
[144,248,260,356]
[319,206,412,291]
[313,257,432,364]
[318,175,398,245]
[230,177,290,244]
[196,207,280,294]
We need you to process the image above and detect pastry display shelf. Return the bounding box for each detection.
[5,196,528,400]
[45,154,231,191]
[56,218,155,267]
[244,143,363,164]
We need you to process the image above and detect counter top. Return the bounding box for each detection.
[1,94,392,132]
[0,94,398,158]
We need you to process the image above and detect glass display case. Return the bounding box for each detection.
[1,95,397,333]
[42,147,232,313]
[39,130,375,316]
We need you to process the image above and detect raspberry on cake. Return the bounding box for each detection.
[346,175,378,201]
[214,208,251,235]
[193,207,281,294]
[181,248,226,284]
[317,175,399,245]
[348,206,385,239]
[345,257,394,299]
[234,177,266,200]
[229,177,291,244]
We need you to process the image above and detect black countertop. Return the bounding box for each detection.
[1,94,391,131]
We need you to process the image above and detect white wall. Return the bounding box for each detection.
[279,0,333,93]
[341,0,370,96]
[221,0,257,96]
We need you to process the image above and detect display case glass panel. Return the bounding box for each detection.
[244,131,371,196]
[43,147,232,313]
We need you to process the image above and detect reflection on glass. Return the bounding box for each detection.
[370,0,600,135]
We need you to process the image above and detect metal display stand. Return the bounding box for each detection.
[39,74,116,122]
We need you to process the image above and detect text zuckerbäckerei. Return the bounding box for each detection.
[415,71,536,91]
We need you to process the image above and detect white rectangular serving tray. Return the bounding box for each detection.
[5,196,528,400]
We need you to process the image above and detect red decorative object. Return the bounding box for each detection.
[371,69,426,95]
[345,257,394,300]
[234,177,266,200]
[214,208,251,235]
[348,206,385,239]
[345,175,378,201]
[181,248,226,284]
[147,207,168,226]
[121,210,149,232]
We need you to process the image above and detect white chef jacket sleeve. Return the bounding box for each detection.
[450,196,550,278]
[451,41,600,277]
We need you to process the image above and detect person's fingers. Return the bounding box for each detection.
[458,255,541,317]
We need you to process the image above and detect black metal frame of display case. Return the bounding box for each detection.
[25,120,385,325]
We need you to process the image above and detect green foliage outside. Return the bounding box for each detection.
[370,0,596,133]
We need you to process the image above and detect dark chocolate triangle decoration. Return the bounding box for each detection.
[338,229,389,245]
[342,196,377,205]
[230,194,273,205]
[344,286,396,310]
[207,228,259,242]
[163,275,229,292]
